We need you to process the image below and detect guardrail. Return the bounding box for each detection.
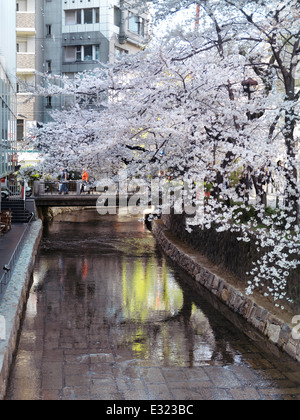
[0,213,34,299]
[33,180,146,197]
[34,180,81,196]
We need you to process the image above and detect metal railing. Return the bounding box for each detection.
[0,213,34,299]
[33,180,146,196]
[34,180,82,196]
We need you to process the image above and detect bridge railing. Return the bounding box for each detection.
[33,181,145,197]
[33,180,82,196]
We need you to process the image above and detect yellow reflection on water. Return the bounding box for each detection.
[122,256,184,323]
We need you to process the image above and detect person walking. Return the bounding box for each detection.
[80,169,90,194]
[59,167,69,195]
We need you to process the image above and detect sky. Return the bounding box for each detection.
[152,3,196,38]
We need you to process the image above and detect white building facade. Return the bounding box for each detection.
[16,0,44,142]
[0,0,17,188]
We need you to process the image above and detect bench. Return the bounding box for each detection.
[0,209,12,233]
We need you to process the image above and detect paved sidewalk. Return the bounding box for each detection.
[0,224,27,272]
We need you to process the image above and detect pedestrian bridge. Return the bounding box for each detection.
[35,194,102,208]
[33,180,147,208]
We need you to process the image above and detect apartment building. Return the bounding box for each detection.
[43,0,150,122]
[16,0,44,143]
[0,0,17,209]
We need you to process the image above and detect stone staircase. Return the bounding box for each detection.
[1,199,32,223]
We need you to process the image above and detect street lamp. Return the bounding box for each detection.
[241,77,258,100]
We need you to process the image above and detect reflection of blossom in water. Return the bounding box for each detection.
[117,253,222,366]
[121,257,184,323]
[33,212,238,368]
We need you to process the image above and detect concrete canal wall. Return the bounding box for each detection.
[152,219,300,363]
[0,220,43,400]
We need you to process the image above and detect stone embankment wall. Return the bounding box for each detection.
[161,213,300,301]
[152,219,300,362]
[38,206,89,222]
[0,220,43,399]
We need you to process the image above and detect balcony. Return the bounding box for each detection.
[16,12,36,36]
[17,53,35,75]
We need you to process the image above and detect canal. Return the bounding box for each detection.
[5,209,300,400]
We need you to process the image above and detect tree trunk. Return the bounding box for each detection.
[284,111,299,225]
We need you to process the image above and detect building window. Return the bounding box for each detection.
[84,45,92,61]
[65,9,81,25]
[84,9,93,24]
[17,41,27,53]
[76,46,82,61]
[65,9,75,25]
[64,45,100,63]
[17,119,24,142]
[65,8,99,25]
[77,10,82,24]
[45,60,52,73]
[17,0,29,12]
[95,8,99,23]
[95,45,100,60]
[64,46,75,62]
[46,24,52,37]
[114,7,121,27]
[46,96,52,108]
[128,13,145,36]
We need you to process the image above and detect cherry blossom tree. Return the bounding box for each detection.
[30,0,299,307]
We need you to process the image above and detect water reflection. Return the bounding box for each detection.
[31,211,244,368]
[7,210,300,400]
[118,259,239,367]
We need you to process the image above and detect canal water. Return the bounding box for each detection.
[6,209,300,400]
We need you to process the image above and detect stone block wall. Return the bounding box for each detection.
[161,213,300,310]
